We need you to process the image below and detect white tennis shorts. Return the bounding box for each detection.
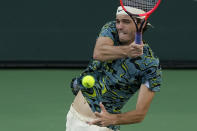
[66,105,114,131]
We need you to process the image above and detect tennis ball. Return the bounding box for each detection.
[82,75,95,88]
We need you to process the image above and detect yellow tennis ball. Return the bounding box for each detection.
[82,75,95,88]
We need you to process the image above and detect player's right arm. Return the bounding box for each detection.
[93,21,143,62]
[93,37,127,61]
[93,37,143,61]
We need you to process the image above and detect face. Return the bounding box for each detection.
[116,15,136,45]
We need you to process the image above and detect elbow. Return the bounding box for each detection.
[93,52,99,60]
[93,51,105,62]
[137,117,145,123]
[135,111,147,123]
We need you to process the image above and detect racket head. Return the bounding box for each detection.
[118,0,161,44]
[120,0,161,20]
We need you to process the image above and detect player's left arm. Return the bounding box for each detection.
[87,84,155,126]
[114,84,155,125]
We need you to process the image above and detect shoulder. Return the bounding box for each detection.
[101,21,116,30]
[98,21,117,41]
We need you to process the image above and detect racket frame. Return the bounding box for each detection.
[119,0,161,44]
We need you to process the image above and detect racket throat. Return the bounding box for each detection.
[135,32,142,44]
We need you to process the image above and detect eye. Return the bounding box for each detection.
[122,19,131,24]
[116,19,120,24]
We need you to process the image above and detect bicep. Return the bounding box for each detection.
[136,84,155,114]
[94,37,114,50]
[93,37,114,59]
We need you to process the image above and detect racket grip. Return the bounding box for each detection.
[135,32,142,44]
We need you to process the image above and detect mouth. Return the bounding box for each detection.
[118,31,128,37]
[118,31,131,43]
[119,32,126,35]
[118,29,126,33]
[118,30,127,35]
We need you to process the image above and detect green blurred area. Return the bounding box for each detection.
[0,69,197,131]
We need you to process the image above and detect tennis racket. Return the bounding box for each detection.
[120,0,161,44]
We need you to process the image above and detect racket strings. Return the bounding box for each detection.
[123,0,158,12]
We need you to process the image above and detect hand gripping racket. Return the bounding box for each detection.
[120,0,161,44]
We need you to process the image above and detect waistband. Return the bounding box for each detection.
[70,104,120,131]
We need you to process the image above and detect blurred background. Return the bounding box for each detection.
[0,0,197,131]
[0,0,197,68]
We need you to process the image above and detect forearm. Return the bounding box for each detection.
[112,85,154,125]
[93,44,129,61]
[89,85,154,127]
[113,110,146,125]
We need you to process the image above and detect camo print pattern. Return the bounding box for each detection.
[70,21,162,131]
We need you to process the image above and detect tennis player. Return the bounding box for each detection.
[66,6,162,131]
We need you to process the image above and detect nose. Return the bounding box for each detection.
[117,22,124,30]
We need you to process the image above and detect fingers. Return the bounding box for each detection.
[86,103,111,127]
[87,118,101,125]
[94,103,106,117]
[95,112,101,117]
[87,119,106,127]
[130,43,144,49]
[127,42,144,58]
[99,102,107,112]
[128,52,143,58]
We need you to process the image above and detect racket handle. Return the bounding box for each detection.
[135,32,142,44]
